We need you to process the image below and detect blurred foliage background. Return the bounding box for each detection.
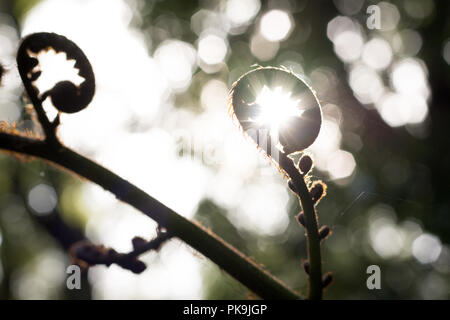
[0,0,449,299]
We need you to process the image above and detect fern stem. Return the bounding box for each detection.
[0,132,301,300]
[279,152,323,300]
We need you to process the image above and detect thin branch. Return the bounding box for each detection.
[279,152,323,300]
[124,229,172,260]
[0,131,301,300]
[70,230,172,274]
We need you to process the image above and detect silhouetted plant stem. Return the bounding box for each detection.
[18,61,59,145]
[125,230,172,260]
[69,230,172,274]
[279,152,323,300]
[0,131,301,300]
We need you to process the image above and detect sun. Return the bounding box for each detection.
[231,68,322,154]
[254,85,303,137]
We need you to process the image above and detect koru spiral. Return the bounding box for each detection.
[17,32,95,114]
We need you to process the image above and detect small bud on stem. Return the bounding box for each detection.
[299,155,313,175]
[303,260,310,275]
[132,236,148,250]
[322,272,333,289]
[310,181,327,205]
[319,226,331,240]
[296,212,306,227]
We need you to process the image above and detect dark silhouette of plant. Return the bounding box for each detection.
[0,32,302,300]
[70,228,172,274]
[16,32,95,144]
[229,67,332,299]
